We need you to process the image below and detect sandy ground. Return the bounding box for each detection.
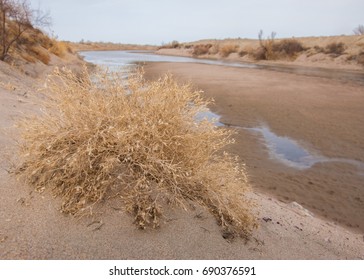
[1,57,364,259]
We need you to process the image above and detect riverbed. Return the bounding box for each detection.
[81,50,364,233]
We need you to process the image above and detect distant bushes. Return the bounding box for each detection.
[324,42,346,56]
[220,44,238,57]
[312,42,346,57]
[158,34,357,65]
[49,40,73,57]
[192,43,239,58]
[272,39,305,56]
[159,40,181,49]
[192,44,212,56]
[252,39,305,60]
[253,30,305,60]
[254,30,276,60]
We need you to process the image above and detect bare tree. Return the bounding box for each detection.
[257,30,276,60]
[0,0,51,61]
[353,25,364,35]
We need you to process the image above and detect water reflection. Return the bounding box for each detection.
[80,50,364,84]
[195,110,223,126]
[79,50,257,71]
[246,126,325,169]
[246,125,364,173]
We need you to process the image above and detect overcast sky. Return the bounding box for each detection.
[29,0,363,45]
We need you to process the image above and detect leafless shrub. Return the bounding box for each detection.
[14,67,257,239]
[324,42,346,56]
[0,0,51,61]
[252,30,277,60]
[353,25,364,35]
[254,31,305,60]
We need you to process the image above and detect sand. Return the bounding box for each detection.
[1,54,364,259]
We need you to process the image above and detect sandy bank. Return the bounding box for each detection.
[156,35,364,71]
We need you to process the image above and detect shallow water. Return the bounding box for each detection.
[246,126,325,169]
[79,50,258,71]
[246,125,364,173]
[195,110,223,126]
[80,50,364,84]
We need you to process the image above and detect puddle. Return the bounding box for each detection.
[246,125,364,172]
[246,126,324,169]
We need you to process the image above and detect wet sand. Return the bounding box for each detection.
[145,62,364,233]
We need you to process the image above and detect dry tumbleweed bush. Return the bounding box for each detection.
[15,67,257,238]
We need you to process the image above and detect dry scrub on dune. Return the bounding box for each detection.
[15,67,257,239]
[220,44,238,57]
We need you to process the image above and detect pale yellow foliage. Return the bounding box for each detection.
[15,67,256,239]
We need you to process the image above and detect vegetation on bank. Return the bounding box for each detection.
[14,67,257,239]
[158,32,364,67]
[0,0,72,64]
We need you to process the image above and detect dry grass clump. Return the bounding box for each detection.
[5,20,72,63]
[253,36,304,60]
[272,39,305,58]
[158,40,180,49]
[208,44,220,55]
[309,42,346,58]
[253,43,276,60]
[219,44,238,57]
[253,30,276,60]
[26,45,50,64]
[15,67,257,239]
[192,44,212,56]
[48,40,71,57]
[324,42,346,56]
